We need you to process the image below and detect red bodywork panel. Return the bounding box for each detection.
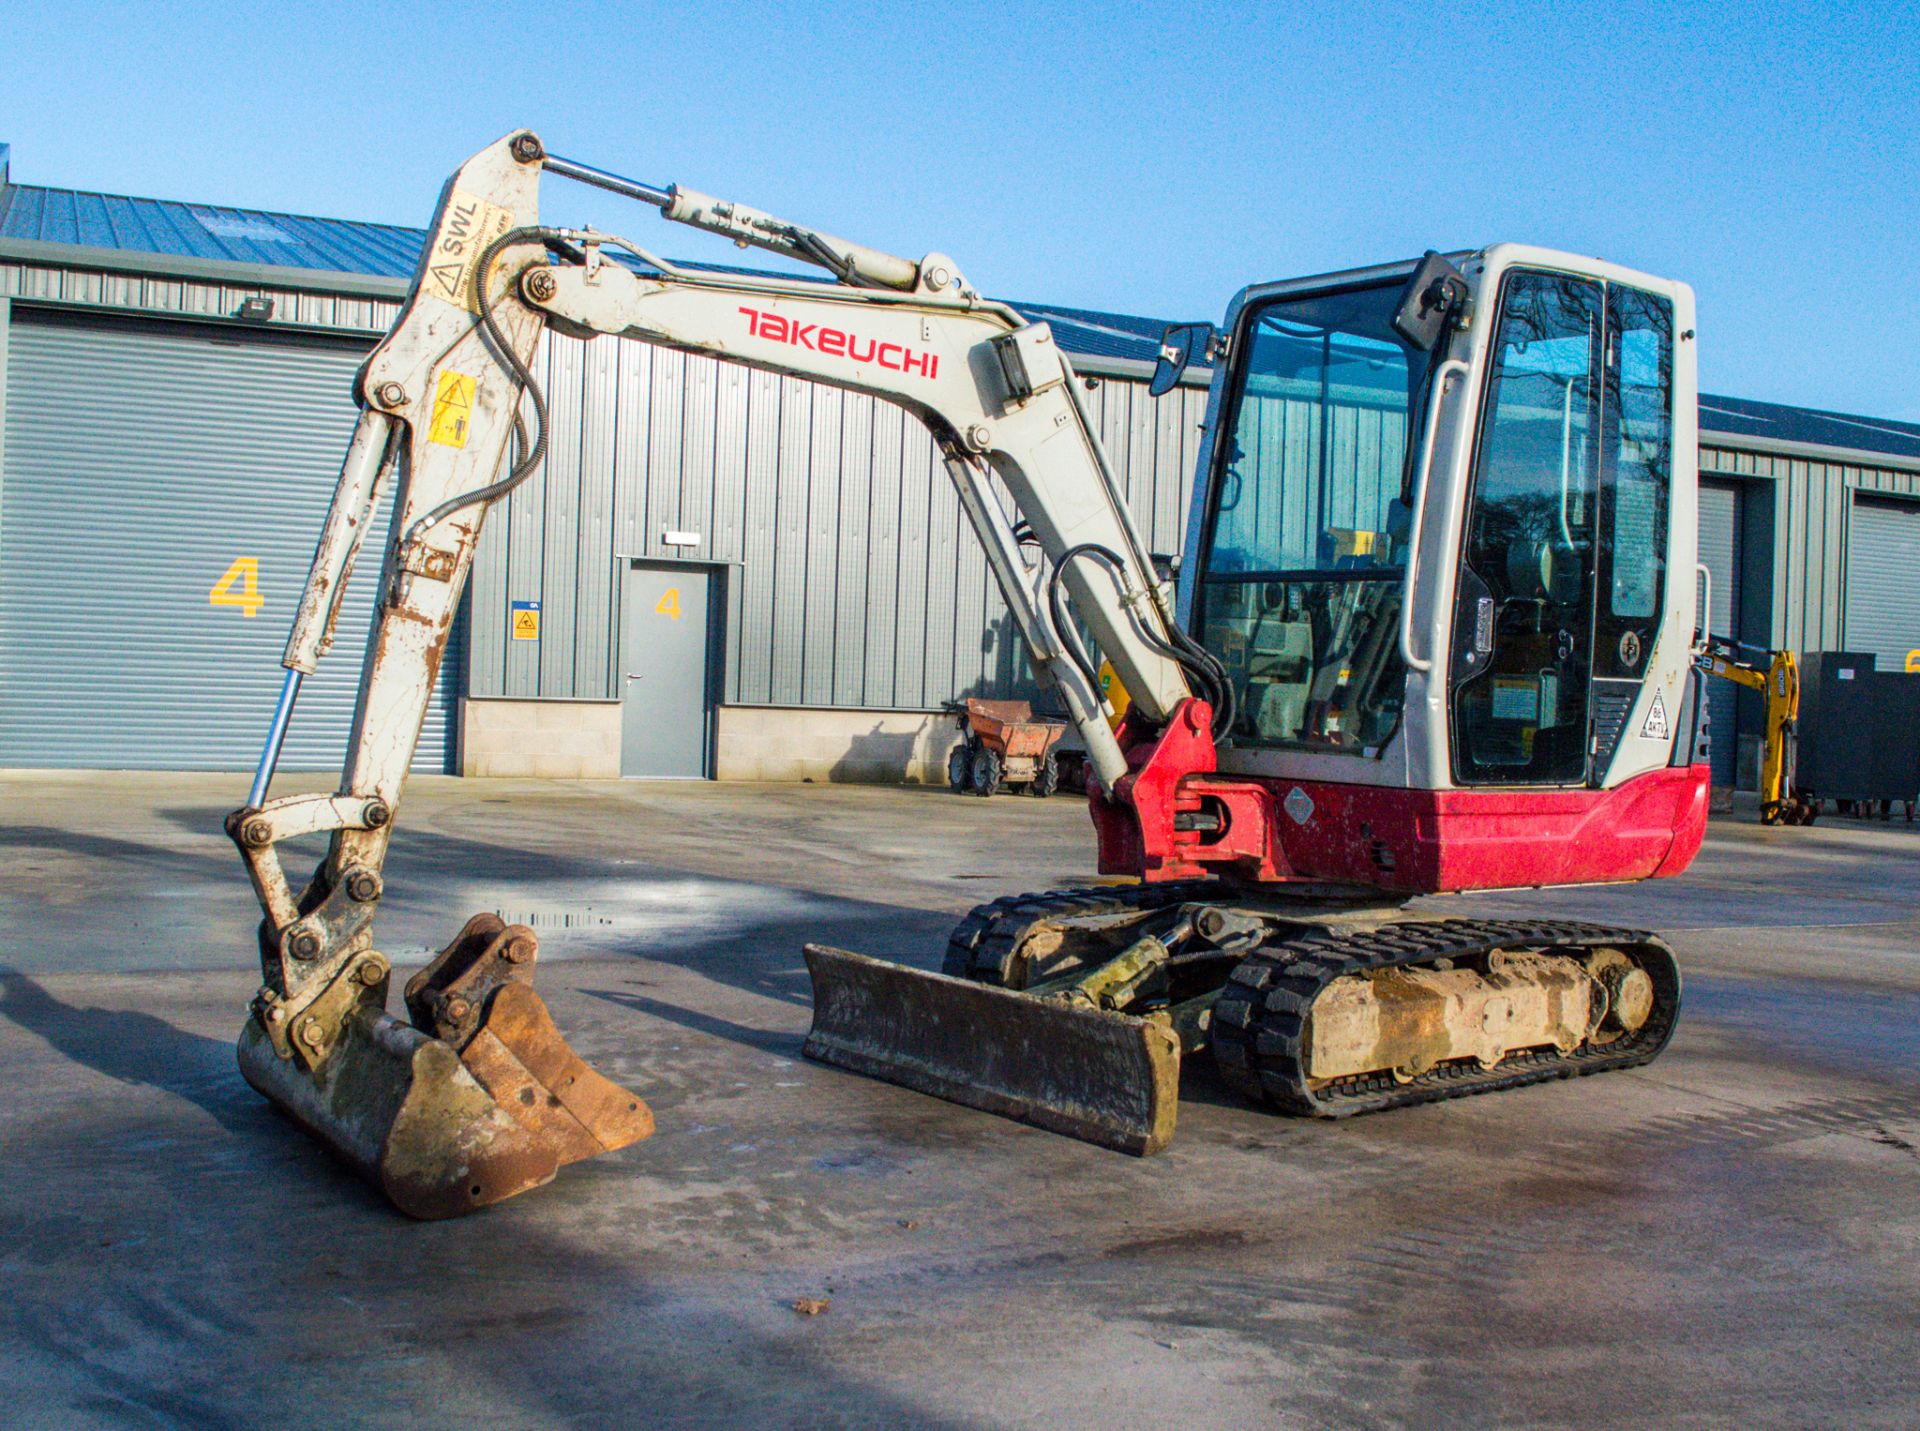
[1090,698,1709,895]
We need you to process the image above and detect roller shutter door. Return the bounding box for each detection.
[1845,497,1920,676]
[1697,480,1741,786]
[0,314,463,771]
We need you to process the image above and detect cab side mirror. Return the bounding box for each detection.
[1149,322,1213,397]
[1392,251,1469,351]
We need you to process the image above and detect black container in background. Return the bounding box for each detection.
[1797,651,1920,803]
[1872,667,1920,801]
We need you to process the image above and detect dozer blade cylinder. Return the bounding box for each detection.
[801,946,1180,1155]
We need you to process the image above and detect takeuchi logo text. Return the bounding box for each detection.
[739,308,939,378]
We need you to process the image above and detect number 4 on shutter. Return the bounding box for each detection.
[209,557,264,618]
[655,588,681,619]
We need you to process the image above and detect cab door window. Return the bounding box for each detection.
[1450,272,1603,783]
[1592,285,1674,679]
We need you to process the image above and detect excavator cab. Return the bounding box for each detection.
[1181,252,1700,793]
[1126,245,1708,885]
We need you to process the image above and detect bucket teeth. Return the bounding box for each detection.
[801,944,1180,1155]
[239,914,652,1219]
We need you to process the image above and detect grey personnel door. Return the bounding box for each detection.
[620,562,715,777]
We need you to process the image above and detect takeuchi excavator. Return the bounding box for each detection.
[230,130,1709,1216]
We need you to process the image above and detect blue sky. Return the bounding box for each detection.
[6,1,1917,418]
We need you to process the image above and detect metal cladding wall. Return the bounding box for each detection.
[1702,444,1920,654]
[466,329,1212,710]
[1843,497,1920,672]
[7,226,1919,770]
[0,312,462,771]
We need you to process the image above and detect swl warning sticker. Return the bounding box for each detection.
[1640,687,1670,740]
[422,188,515,314]
[427,370,477,448]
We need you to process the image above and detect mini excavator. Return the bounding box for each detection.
[230,130,1710,1215]
[1696,636,1814,824]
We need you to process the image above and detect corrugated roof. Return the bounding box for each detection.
[0,181,423,278]
[1698,392,1920,464]
[1006,299,1185,365]
[1,171,1913,466]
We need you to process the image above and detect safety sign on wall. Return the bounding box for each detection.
[510,600,541,641]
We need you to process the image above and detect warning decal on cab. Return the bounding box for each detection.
[1640,687,1670,741]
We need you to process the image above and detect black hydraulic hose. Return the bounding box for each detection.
[402,225,570,547]
[1048,542,1237,738]
[1046,547,1108,696]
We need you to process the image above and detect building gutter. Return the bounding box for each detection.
[1067,352,1211,388]
[7,294,383,344]
[1701,433,1920,478]
[0,236,411,300]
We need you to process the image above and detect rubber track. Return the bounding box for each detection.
[942,881,1224,985]
[1209,918,1682,1118]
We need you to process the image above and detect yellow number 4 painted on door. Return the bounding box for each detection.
[655,588,681,619]
[209,556,264,618]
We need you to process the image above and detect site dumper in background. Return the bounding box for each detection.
[944,698,1068,797]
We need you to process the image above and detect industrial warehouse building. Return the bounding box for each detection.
[3,142,1919,791]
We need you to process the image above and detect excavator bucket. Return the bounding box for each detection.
[237,915,652,1219]
[801,946,1180,1154]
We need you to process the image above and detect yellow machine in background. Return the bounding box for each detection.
[1698,637,1816,825]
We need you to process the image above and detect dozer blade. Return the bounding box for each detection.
[801,945,1180,1155]
[239,916,652,1219]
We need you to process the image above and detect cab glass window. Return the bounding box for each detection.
[1194,281,1434,752]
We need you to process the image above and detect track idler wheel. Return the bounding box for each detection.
[238,914,653,1219]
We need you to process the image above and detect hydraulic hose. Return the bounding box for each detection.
[401,225,570,547]
[1046,542,1236,739]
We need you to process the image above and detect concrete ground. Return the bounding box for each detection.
[2,770,1917,1430]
